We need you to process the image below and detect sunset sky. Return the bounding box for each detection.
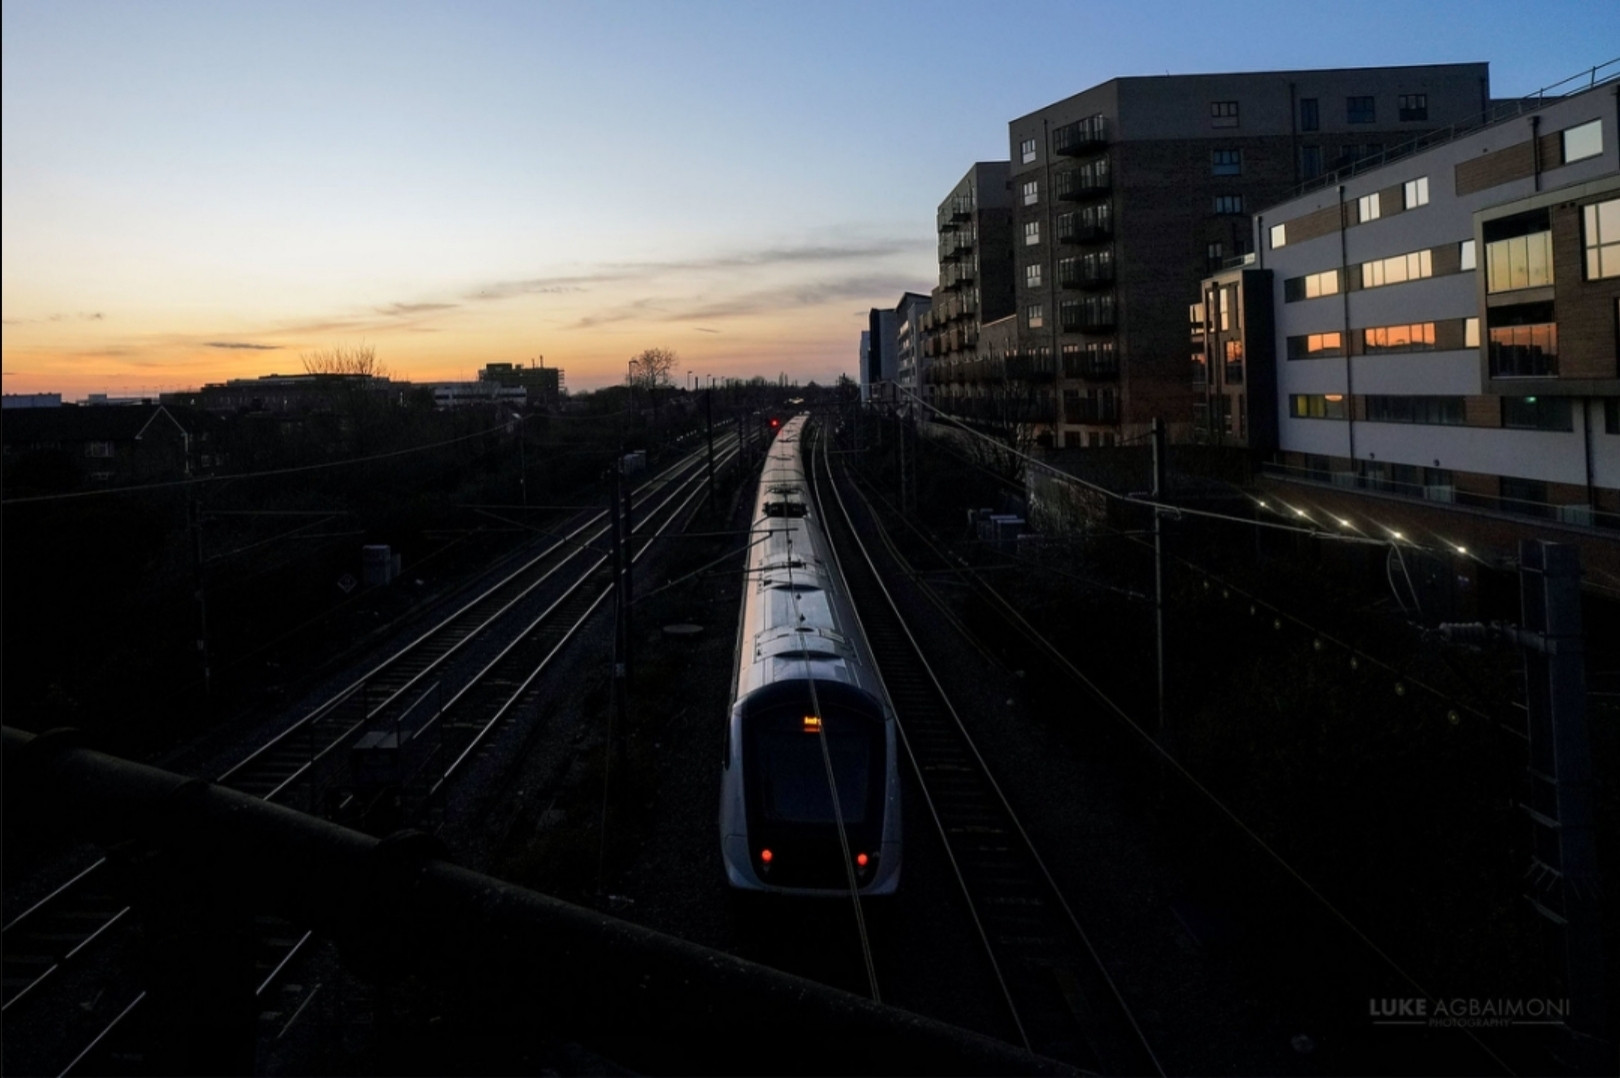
[3,1,1615,398]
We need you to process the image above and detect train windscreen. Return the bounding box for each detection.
[756,728,872,824]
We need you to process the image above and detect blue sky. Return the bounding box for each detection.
[3,0,1615,395]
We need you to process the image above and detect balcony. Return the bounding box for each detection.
[1053,114,1108,156]
[1056,159,1111,200]
[951,197,974,221]
[1007,354,1056,383]
[1064,397,1119,424]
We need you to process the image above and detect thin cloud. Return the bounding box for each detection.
[205,341,281,350]
[375,302,459,316]
[695,327,720,333]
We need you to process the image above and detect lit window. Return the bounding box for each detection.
[1404,176,1429,209]
[1583,198,1620,279]
[1358,192,1381,222]
[1214,194,1244,215]
[1219,286,1231,331]
[1211,149,1242,176]
[1460,239,1477,271]
[1284,269,1341,302]
[1025,263,1042,288]
[1022,180,1039,206]
[1020,137,1037,164]
[1026,304,1044,329]
[1211,100,1239,127]
[1270,222,1287,248]
[1563,120,1603,164]
[1398,94,1427,121]
[1286,331,1344,359]
[1362,322,1437,354]
[1347,96,1376,124]
[1291,394,1347,419]
[1465,317,1480,347]
[1485,231,1554,292]
[1361,248,1433,289]
[1024,221,1040,246]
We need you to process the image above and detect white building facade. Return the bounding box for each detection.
[1258,74,1619,533]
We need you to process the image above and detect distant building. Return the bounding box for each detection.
[858,331,872,404]
[166,373,400,414]
[2,393,63,409]
[893,292,932,415]
[2,404,218,492]
[924,162,1017,417]
[864,308,898,405]
[429,381,528,409]
[479,361,564,408]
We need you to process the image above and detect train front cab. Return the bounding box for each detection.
[721,679,900,896]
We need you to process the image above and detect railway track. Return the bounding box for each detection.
[2,435,751,1077]
[808,422,1163,1074]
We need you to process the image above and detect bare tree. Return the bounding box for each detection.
[301,342,387,378]
[627,347,679,392]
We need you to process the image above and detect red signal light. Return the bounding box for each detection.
[856,852,869,867]
[770,418,780,429]
[760,848,773,864]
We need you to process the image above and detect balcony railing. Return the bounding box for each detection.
[1007,354,1056,383]
[1052,114,1108,156]
[1064,397,1119,424]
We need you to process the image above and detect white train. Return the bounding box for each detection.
[719,415,902,895]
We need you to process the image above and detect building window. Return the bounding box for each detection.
[1301,145,1323,179]
[1404,176,1429,209]
[1490,323,1559,377]
[1502,396,1573,431]
[1218,286,1232,330]
[1485,230,1554,292]
[1605,398,1619,434]
[1299,97,1319,132]
[1211,100,1239,127]
[1362,322,1437,354]
[1024,221,1041,246]
[1366,396,1464,425]
[1027,304,1044,329]
[1291,393,1348,419]
[1347,95,1376,123]
[1022,180,1039,206]
[1358,192,1381,222]
[1213,194,1244,215]
[1465,317,1480,347]
[1583,198,1620,279]
[1020,137,1037,164]
[1499,476,1551,519]
[85,441,116,458]
[1207,241,1225,270]
[1361,248,1434,289]
[1284,268,1341,302]
[1563,119,1603,163]
[1398,93,1428,121]
[1211,149,1242,176]
[1460,239,1477,271]
[1286,331,1345,359]
[1026,263,1043,288]
[1270,222,1287,248]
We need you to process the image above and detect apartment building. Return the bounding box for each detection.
[923,162,1016,416]
[893,291,932,415]
[1253,72,1618,547]
[1004,63,1489,448]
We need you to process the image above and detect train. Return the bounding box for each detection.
[719,414,902,896]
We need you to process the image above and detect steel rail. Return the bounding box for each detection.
[815,423,1164,1075]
